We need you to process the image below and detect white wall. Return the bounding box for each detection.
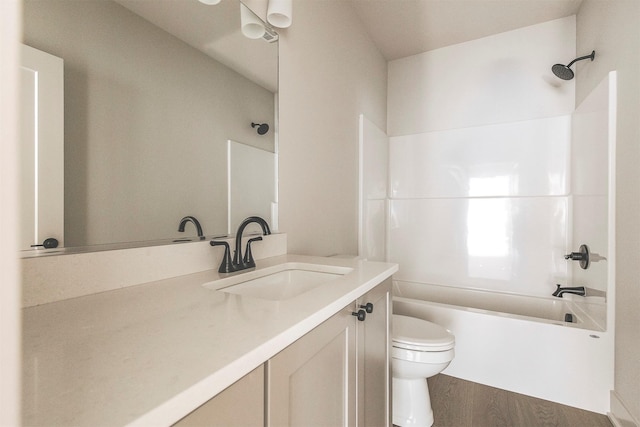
[359,114,388,261]
[388,116,574,296]
[278,0,387,256]
[387,18,578,297]
[570,73,614,308]
[576,1,640,424]
[388,16,576,136]
[1,0,21,424]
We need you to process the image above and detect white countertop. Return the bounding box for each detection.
[22,254,397,426]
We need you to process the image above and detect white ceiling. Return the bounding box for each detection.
[347,0,584,60]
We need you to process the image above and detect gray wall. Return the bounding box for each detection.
[576,0,640,423]
[23,0,275,247]
[278,0,388,256]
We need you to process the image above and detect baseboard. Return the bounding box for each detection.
[609,391,639,427]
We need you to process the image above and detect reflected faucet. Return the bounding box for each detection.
[178,216,204,240]
[552,284,586,298]
[210,216,271,274]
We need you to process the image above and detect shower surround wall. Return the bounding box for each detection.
[383,16,615,412]
[387,16,580,298]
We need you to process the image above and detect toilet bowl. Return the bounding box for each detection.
[392,314,455,427]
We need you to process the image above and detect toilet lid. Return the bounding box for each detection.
[392,315,455,351]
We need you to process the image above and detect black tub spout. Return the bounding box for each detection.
[552,284,586,298]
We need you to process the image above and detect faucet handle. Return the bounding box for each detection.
[210,240,235,274]
[243,236,263,268]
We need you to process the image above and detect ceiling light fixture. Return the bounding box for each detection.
[198,0,221,5]
[267,0,292,28]
[241,3,266,39]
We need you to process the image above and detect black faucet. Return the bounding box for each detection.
[178,216,204,240]
[552,284,586,298]
[210,216,271,274]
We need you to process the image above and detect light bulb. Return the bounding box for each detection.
[241,3,266,39]
[267,0,292,28]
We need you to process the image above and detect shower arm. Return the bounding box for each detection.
[567,51,595,68]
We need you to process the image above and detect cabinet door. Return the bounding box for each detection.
[174,365,264,427]
[357,278,392,427]
[267,306,357,427]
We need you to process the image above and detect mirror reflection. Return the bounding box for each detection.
[20,0,278,253]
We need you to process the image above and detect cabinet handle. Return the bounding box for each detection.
[360,303,374,314]
[352,309,366,321]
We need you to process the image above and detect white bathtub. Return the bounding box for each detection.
[393,280,613,414]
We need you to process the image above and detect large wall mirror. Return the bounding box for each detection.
[20,0,278,255]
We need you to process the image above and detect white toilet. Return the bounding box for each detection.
[392,314,455,427]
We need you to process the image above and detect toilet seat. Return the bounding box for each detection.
[392,315,455,352]
[392,345,455,364]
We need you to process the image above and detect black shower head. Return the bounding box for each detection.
[551,63,575,80]
[251,122,269,135]
[552,50,596,80]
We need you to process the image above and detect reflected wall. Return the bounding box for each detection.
[22,0,275,247]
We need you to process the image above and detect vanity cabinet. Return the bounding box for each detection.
[267,305,357,426]
[175,280,391,427]
[174,366,264,427]
[267,279,391,427]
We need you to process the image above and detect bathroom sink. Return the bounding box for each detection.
[202,263,352,301]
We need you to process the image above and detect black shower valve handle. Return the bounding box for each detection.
[564,244,590,270]
[564,252,586,261]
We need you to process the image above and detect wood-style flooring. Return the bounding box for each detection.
[419,374,613,427]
